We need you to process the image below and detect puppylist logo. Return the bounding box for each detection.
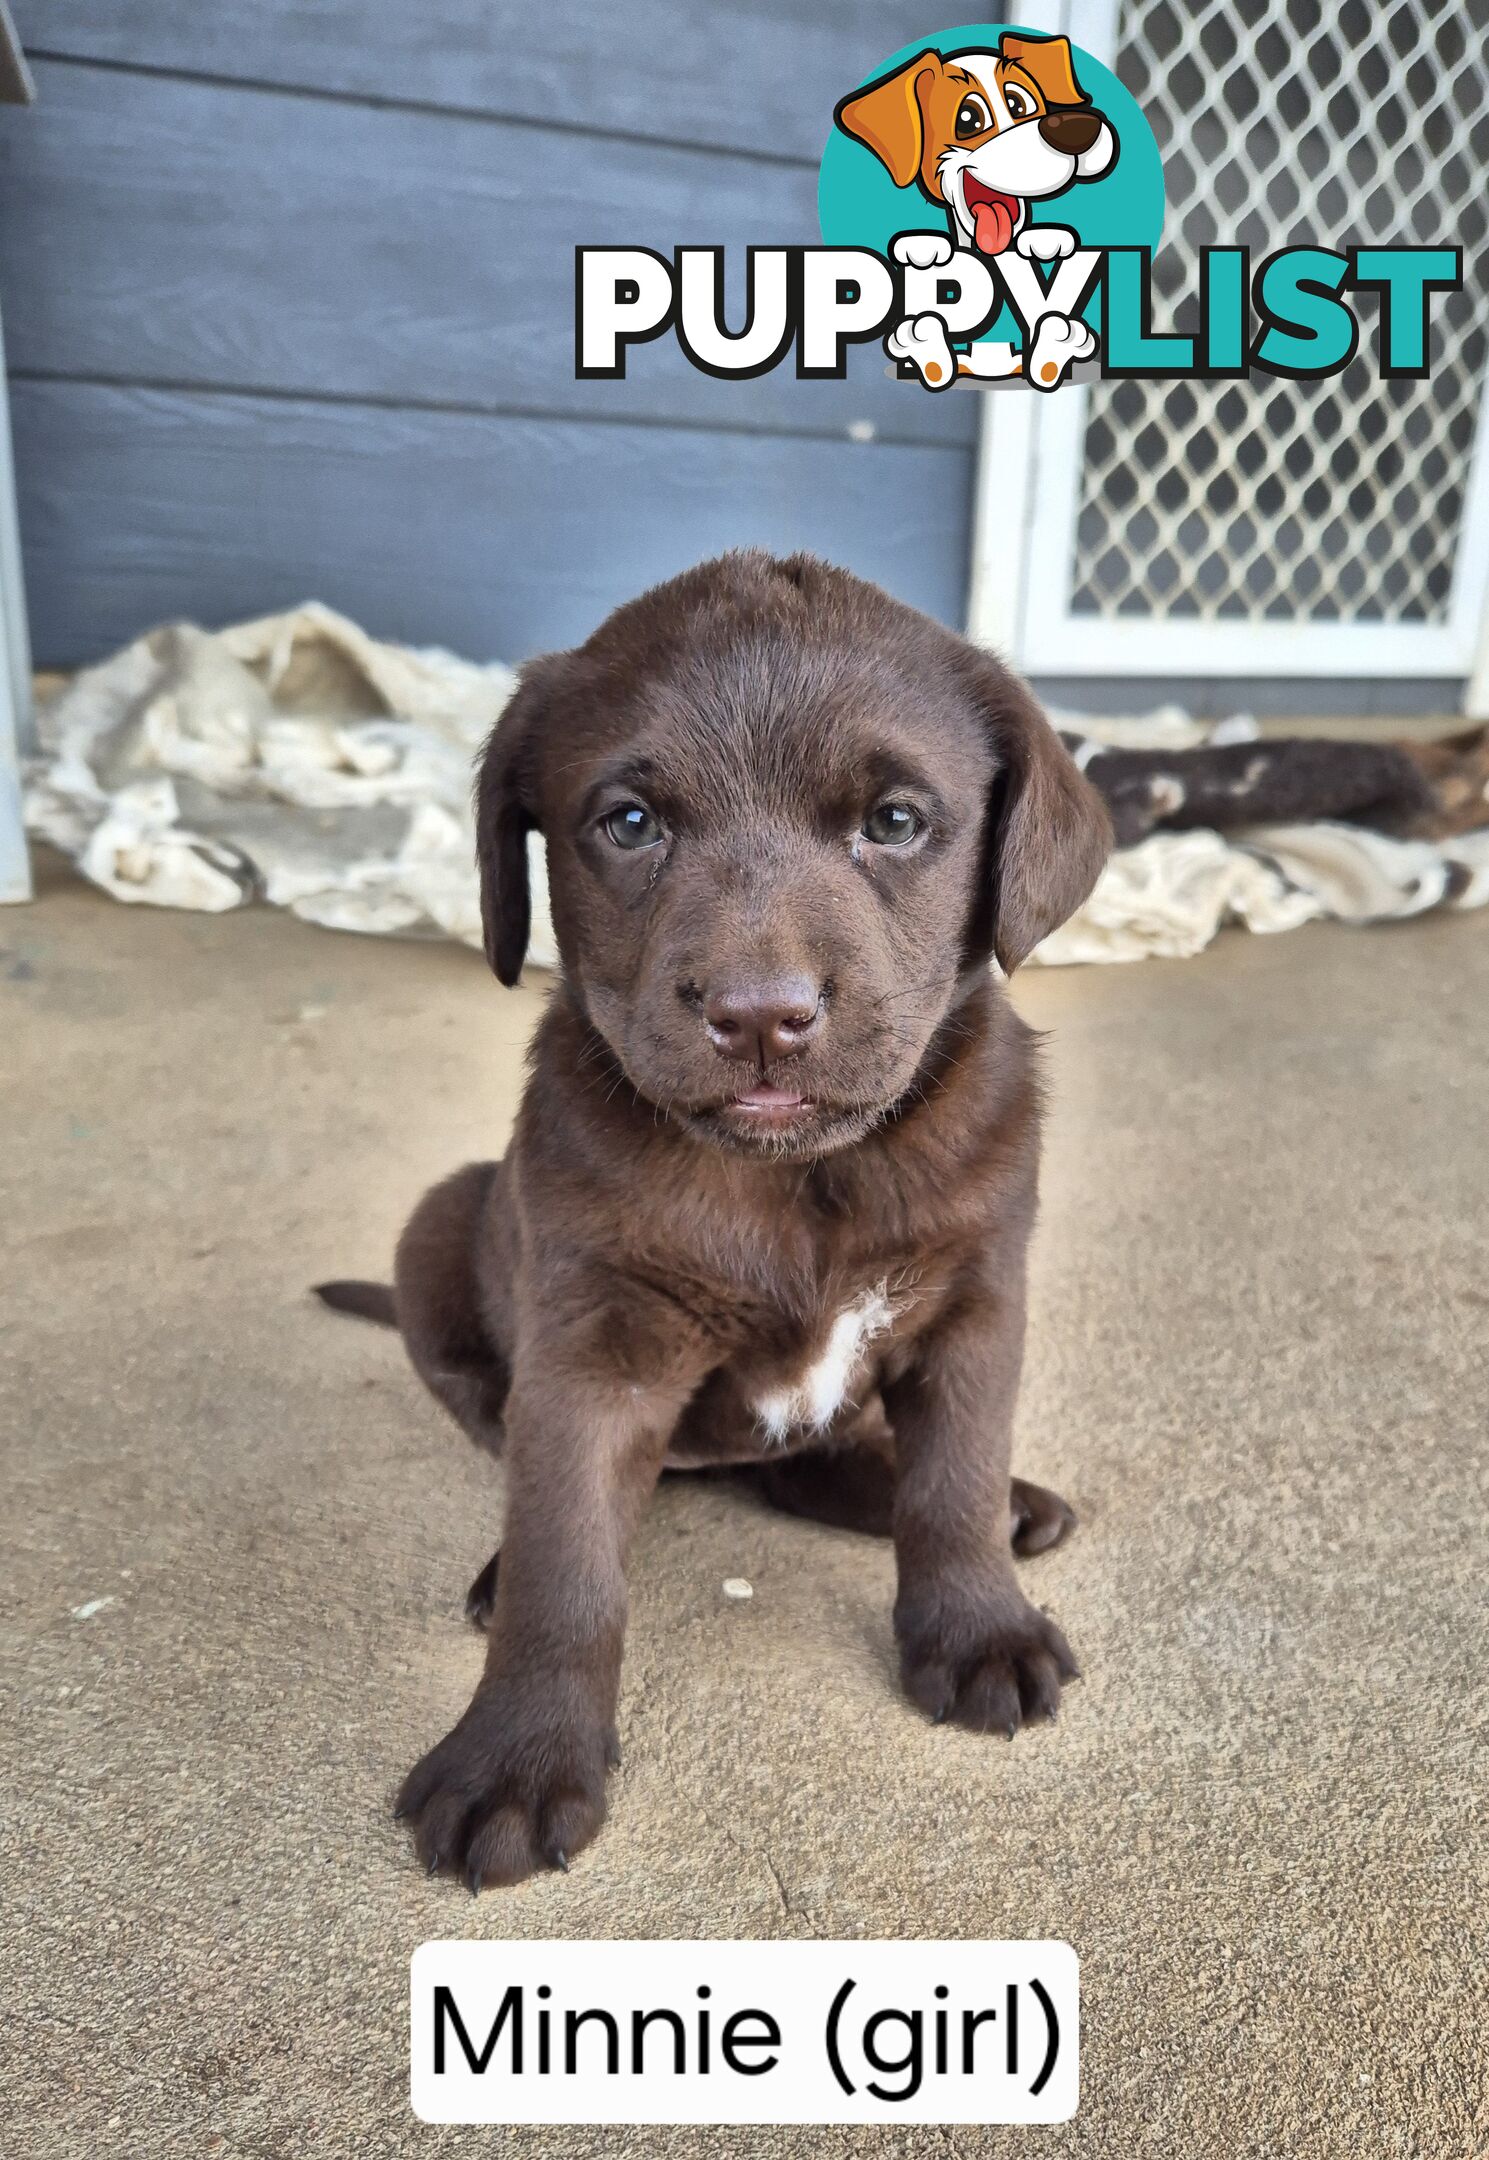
[575,23,1460,394]
[826,28,1142,390]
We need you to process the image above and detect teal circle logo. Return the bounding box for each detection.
[819,26,1164,362]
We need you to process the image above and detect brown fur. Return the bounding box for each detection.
[1393,724,1489,839]
[322,551,1110,1891]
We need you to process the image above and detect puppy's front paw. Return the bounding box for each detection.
[892,230,955,270]
[396,1686,619,1890]
[897,1593,1078,1734]
[1016,224,1077,263]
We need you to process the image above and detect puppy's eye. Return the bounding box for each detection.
[603,802,664,850]
[954,93,993,138]
[1004,85,1036,120]
[861,802,924,847]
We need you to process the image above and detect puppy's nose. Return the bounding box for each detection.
[703,979,821,1064]
[1039,109,1102,155]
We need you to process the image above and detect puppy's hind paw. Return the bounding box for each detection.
[1026,312,1097,391]
[1009,1477,1076,1558]
[465,1548,500,1629]
[886,312,957,391]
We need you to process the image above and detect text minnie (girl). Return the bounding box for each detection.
[411,1939,1078,2125]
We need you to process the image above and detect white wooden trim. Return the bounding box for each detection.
[1012,376,1090,666]
[966,386,1039,656]
[1464,614,1489,717]
[0,297,31,903]
[964,0,1065,659]
[1450,340,1489,713]
[1065,0,1122,63]
[1463,561,1489,716]
[1018,612,1477,677]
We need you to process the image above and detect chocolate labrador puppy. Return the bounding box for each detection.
[318,550,1110,1891]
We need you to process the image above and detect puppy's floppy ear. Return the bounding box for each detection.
[835,51,941,188]
[964,654,1111,974]
[999,32,1090,108]
[473,654,563,986]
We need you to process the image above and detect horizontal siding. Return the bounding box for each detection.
[1,7,979,667]
[12,382,973,667]
[0,60,971,448]
[10,0,895,162]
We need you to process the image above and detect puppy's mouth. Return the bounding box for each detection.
[718,1080,814,1133]
[960,173,1021,257]
[684,1078,897,1160]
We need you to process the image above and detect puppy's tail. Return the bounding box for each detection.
[312,1279,397,1328]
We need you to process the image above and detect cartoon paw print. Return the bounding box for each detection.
[886,312,958,391]
[891,232,955,271]
[1015,226,1078,263]
[1026,313,1097,391]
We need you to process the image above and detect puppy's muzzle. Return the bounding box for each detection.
[1039,109,1103,154]
[699,977,823,1065]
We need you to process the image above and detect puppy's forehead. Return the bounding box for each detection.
[579,626,990,811]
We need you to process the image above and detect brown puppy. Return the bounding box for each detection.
[318,551,1110,1892]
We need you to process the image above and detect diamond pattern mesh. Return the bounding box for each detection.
[1071,0,1488,624]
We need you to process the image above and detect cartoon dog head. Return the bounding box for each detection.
[835,35,1117,257]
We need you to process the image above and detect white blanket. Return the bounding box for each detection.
[24,605,1489,967]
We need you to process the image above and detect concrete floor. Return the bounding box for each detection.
[4,856,1485,2159]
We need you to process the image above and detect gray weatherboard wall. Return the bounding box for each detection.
[0,3,979,671]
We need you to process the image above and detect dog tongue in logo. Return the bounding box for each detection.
[972,198,1015,254]
[964,178,1018,257]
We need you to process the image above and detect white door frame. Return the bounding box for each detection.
[965,0,1489,696]
[965,0,1078,662]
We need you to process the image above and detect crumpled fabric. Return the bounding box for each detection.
[1034,812,1489,966]
[24,603,1488,968]
[25,601,557,965]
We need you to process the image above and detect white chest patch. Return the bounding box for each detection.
[753,1283,897,1444]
